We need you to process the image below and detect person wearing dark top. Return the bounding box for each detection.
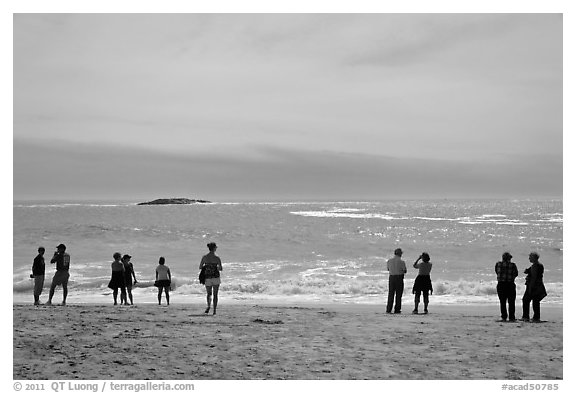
[46,243,71,306]
[521,252,547,322]
[108,252,126,306]
[199,242,223,315]
[495,252,519,322]
[31,247,46,305]
[121,254,137,305]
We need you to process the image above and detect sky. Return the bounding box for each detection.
[13,13,563,201]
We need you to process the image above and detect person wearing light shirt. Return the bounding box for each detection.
[155,257,172,306]
[386,248,407,314]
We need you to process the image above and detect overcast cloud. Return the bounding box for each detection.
[13,14,562,201]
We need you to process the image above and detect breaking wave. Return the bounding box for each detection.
[14,275,563,305]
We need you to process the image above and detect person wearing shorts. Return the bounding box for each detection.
[155,257,171,305]
[199,242,223,315]
[46,243,70,306]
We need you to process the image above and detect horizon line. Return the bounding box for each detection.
[12,196,564,204]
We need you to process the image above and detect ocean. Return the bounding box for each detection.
[13,199,563,305]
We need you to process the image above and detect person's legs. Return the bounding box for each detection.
[205,286,212,313]
[497,283,507,320]
[212,285,219,314]
[532,299,541,321]
[386,278,396,313]
[423,290,429,313]
[113,289,118,305]
[33,282,39,304]
[522,292,531,320]
[394,278,404,313]
[127,287,134,305]
[508,284,516,321]
[157,288,162,305]
[120,287,127,305]
[47,279,57,305]
[62,282,68,305]
[34,275,44,304]
[413,290,421,313]
[165,287,170,305]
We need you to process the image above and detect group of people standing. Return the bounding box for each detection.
[31,242,546,321]
[385,248,433,315]
[495,251,547,322]
[385,248,547,321]
[107,252,138,305]
[106,242,222,311]
[31,242,223,314]
[107,253,175,306]
[31,243,70,306]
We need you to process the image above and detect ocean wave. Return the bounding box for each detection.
[329,208,367,213]
[459,220,529,226]
[291,211,397,220]
[12,277,183,293]
[412,216,463,221]
[15,275,562,303]
[290,210,546,226]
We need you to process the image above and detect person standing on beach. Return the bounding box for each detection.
[199,242,223,315]
[46,243,71,306]
[386,248,407,314]
[155,257,171,305]
[521,252,547,322]
[121,254,137,305]
[495,252,518,322]
[412,252,433,314]
[31,247,46,305]
[108,252,126,305]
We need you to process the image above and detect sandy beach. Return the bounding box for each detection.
[13,302,562,380]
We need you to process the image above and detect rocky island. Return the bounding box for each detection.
[137,198,211,205]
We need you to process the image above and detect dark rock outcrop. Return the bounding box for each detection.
[137,198,211,205]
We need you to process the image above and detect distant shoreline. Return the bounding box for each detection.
[137,198,212,205]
